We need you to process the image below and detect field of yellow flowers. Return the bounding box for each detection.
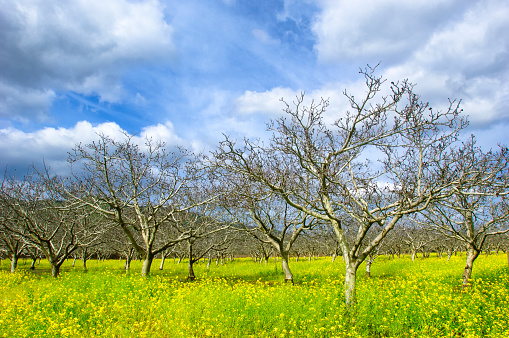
[0,253,508,337]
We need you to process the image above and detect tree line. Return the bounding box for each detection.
[1,66,508,310]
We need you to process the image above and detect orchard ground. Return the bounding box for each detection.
[0,253,508,337]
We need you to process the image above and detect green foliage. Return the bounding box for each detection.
[0,254,508,337]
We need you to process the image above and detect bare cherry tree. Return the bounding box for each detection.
[214,65,466,308]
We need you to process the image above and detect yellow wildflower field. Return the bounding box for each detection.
[0,253,508,337]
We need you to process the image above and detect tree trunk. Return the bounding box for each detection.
[83,257,88,271]
[188,259,196,280]
[188,242,196,280]
[345,264,358,309]
[142,253,154,277]
[51,264,60,278]
[207,257,212,270]
[462,246,480,290]
[30,258,36,270]
[281,252,293,284]
[365,260,372,278]
[72,258,76,267]
[10,253,18,273]
[159,254,166,270]
[125,256,131,271]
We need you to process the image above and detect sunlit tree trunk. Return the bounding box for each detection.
[345,264,358,308]
[125,255,131,270]
[10,253,18,273]
[142,253,154,277]
[159,253,166,270]
[280,251,293,284]
[462,245,480,290]
[365,260,372,278]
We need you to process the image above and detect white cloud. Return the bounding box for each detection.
[139,121,184,147]
[234,87,301,116]
[312,0,464,65]
[0,0,175,119]
[0,120,185,175]
[233,81,371,125]
[381,0,509,126]
[311,0,509,127]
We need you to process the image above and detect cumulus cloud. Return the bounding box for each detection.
[0,120,185,175]
[234,87,301,116]
[0,0,174,121]
[309,0,509,127]
[381,0,509,126]
[233,78,377,121]
[312,0,467,65]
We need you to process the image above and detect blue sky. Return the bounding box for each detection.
[1,0,508,174]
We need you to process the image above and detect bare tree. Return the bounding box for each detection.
[420,138,509,289]
[24,245,43,270]
[68,133,219,277]
[171,201,231,281]
[214,65,466,308]
[0,215,26,273]
[0,170,104,277]
[400,221,436,261]
[220,179,318,283]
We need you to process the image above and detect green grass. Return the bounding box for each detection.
[0,254,508,337]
